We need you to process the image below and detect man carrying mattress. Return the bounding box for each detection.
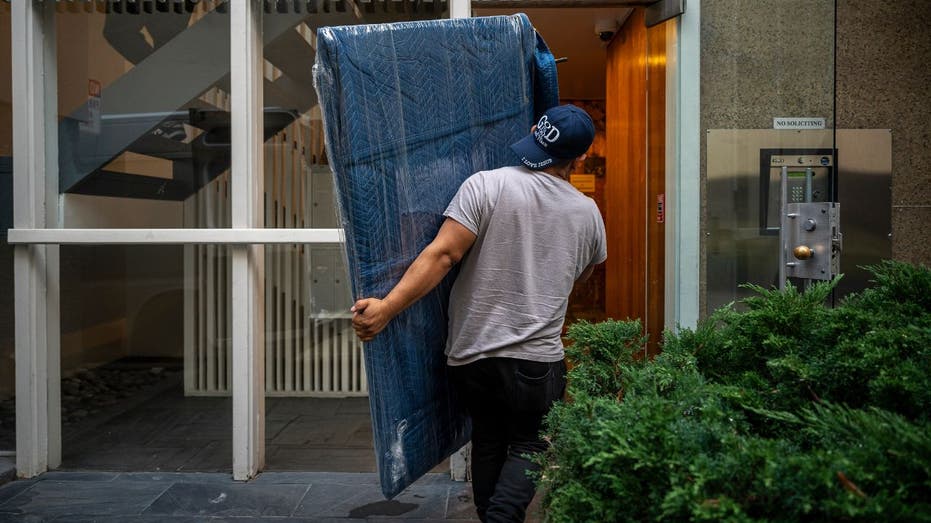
[351,104,607,523]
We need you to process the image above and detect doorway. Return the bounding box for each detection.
[605,10,674,355]
[475,6,675,353]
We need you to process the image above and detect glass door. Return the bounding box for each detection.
[9,0,454,480]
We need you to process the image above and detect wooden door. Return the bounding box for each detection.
[605,9,667,355]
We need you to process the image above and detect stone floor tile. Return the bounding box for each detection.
[271,420,341,446]
[188,410,233,426]
[64,415,179,451]
[266,447,376,472]
[345,423,375,448]
[335,398,371,416]
[252,471,380,486]
[0,514,47,523]
[177,441,233,472]
[0,481,37,506]
[216,519,336,523]
[65,419,175,452]
[0,479,169,518]
[142,482,309,517]
[391,485,452,520]
[60,445,202,472]
[0,435,13,458]
[62,406,175,442]
[267,398,341,420]
[292,481,400,518]
[144,419,234,447]
[95,403,180,428]
[406,472,455,486]
[151,390,230,412]
[265,419,291,441]
[42,386,452,478]
[291,412,365,425]
[0,458,15,487]
[52,517,208,523]
[249,471,318,485]
[34,472,118,482]
[0,472,482,522]
[293,478,452,520]
[118,472,235,484]
[444,483,478,520]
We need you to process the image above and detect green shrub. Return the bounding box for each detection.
[539,261,931,522]
[563,319,647,398]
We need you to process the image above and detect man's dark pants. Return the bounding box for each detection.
[449,357,567,523]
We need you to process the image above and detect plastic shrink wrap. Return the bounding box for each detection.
[313,14,559,499]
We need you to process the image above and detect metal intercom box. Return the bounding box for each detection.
[706,129,891,309]
[784,201,841,280]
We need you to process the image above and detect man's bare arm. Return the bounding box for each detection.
[351,218,477,341]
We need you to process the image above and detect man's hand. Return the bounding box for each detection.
[351,298,396,342]
[349,218,476,343]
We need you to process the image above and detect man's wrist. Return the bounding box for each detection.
[381,295,402,319]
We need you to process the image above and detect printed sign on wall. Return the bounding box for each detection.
[773,117,825,130]
[570,173,596,194]
[79,79,102,135]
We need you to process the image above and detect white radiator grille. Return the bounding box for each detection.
[183,113,365,397]
[183,176,232,395]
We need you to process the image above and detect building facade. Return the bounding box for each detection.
[1,0,928,480]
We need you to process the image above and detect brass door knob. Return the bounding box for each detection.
[793,245,813,260]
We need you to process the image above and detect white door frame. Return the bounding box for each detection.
[229,0,265,481]
[669,0,701,330]
[11,0,61,478]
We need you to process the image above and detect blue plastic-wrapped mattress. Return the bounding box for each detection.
[314,14,559,499]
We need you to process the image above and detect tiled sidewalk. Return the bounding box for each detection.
[56,373,382,473]
[0,364,545,521]
[0,471,483,522]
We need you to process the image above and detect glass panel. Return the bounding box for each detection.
[263,245,372,470]
[261,5,447,471]
[56,2,231,229]
[703,0,836,313]
[262,6,451,233]
[0,1,13,452]
[265,239,457,472]
[59,244,231,472]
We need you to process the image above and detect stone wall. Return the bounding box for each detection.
[699,0,834,316]
[836,0,931,265]
[700,0,931,316]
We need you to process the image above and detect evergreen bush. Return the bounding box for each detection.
[539,261,931,522]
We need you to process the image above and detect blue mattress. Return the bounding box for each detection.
[314,14,559,499]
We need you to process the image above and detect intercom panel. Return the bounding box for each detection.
[760,149,834,234]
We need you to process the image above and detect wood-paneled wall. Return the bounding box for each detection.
[605,9,666,354]
[606,10,647,325]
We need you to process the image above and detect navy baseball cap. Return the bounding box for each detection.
[510,105,595,170]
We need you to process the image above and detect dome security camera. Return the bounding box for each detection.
[594,19,618,42]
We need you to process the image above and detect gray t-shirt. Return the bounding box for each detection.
[442,165,607,366]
